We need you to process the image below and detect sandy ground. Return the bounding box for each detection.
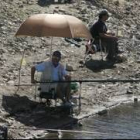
[0,0,140,138]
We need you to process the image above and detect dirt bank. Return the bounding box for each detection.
[0,0,140,139]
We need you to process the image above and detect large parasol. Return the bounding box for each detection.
[15,14,92,39]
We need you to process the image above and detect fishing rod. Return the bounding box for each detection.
[14,79,140,86]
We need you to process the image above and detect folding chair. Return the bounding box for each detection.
[36,83,58,106]
[84,37,105,64]
[35,81,81,106]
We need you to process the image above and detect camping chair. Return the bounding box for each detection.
[38,85,57,106]
[35,81,82,115]
[35,81,80,107]
[84,37,106,64]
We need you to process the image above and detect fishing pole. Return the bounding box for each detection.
[14,79,140,86]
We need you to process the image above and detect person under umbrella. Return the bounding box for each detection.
[31,50,73,106]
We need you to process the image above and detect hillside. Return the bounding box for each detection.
[0,0,140,138]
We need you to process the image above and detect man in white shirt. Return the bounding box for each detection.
[31,51,72,105]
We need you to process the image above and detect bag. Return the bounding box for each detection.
[85,40,98,54]
[70,82,79,92]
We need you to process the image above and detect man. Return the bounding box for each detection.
[89,9,123,61]
[31,50,72,106]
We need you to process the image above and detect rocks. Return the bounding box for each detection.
[98,109,108,116]
[126,90,133,94]
[66,64,74,71]
[0,125,8,139]
[0,0,140,139]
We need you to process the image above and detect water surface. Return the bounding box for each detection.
[45,101,140,139]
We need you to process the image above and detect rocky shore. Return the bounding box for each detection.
[0,0,140,139]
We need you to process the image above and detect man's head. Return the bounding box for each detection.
[99,9,109,20]
[52,50,61,67]
[53,50,61,58]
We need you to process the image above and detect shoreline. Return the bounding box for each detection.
[1,0,140,139]
[1,83,140,139]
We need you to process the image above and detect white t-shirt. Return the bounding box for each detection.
[35,61,67,81]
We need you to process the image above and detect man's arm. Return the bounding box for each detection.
[99,33,118,40]
[60,64,71,81]
[64,75,71,81]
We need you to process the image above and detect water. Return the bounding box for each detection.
[45,101,140,139]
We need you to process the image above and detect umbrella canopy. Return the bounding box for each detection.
[15,14,92,39]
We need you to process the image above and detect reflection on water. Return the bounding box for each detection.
[45,102,140,139]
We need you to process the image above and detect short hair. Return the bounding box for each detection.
[52,50,61,58]
[99,9,109,19]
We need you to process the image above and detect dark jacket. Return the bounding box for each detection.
[90,19,107,39]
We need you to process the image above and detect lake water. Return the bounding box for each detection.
[45,101,140,139]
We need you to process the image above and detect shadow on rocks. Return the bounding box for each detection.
[85,59,116,72]
[2,95,77,129]
[37,0,72,7]
[37,0,52,7]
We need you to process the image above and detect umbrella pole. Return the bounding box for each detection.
[15,48,26,94]
[50,37,53,58]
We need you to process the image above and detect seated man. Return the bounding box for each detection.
[88,9,123,61]
[31,50,72,106]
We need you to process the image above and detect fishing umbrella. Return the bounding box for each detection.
[15,13,92,77]
[15,14,92,59]
[15,14,92,39]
